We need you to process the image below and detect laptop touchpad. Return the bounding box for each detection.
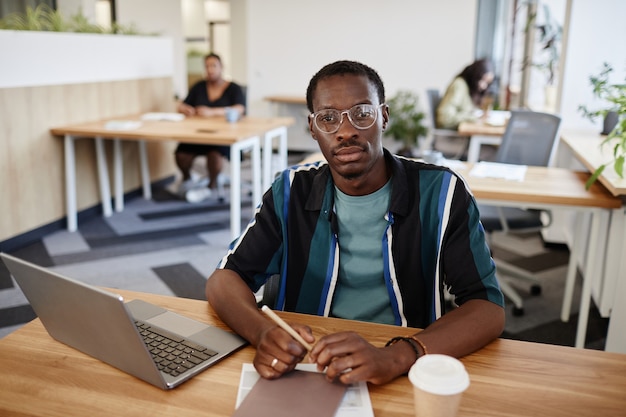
[147,312,209,338]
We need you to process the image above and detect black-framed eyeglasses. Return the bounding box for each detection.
[309,103,385,134]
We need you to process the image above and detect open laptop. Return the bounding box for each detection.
[1,253,247,390]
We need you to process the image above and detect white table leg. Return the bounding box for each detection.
[64,135,77,232]
[94,137,112,217]
[229,136,261,240]
[561,212,585,322]
[138,140,152,199]
[113,139,123,212]
[605,207,626,353]
[596,209,622,316]
[263,133,272,192]
[230,144,242,240]
[574,208,602,348]
[467,136,481,163]
[279,127,288,172]
[251,137,262,207]
[262,127,288,191]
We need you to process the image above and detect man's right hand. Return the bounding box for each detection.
[253,323,314,379]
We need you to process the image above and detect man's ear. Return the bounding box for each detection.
[308,119,318,140]
[381,104,390,131]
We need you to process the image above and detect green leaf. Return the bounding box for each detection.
[0,4,151,35]
[579,62,625,180]
[585,164,606,190]
[615,156,624,178]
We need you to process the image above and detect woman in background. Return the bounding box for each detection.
[175,53,246,203]
[436,59,494,130]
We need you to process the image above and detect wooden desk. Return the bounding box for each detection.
[457,164,623,348]
[455,164,620,209]
[458,120,506,163]
[444,162,620,349]
[560,129,626,197]
[560,129,626,354]
[50,115,294,239]
[298,153,622,349]
[0,289,624,417]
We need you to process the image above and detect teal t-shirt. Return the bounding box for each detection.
[330,180,395,324]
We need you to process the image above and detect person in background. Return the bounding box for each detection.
[175,52,246,203]
[205,60,505,386]
[436,58,495,130]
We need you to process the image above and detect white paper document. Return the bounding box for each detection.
[141,112,185,122]
[104,120,142,130]
[485,110,511,126]
[469,161,527,181]
[235,363,374,417]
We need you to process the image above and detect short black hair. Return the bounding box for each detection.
[305,60,386,112]
[205,52,222,63]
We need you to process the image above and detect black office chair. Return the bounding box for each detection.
[479,110,562,316]
[425,89,470,159]
[259,274,281,308]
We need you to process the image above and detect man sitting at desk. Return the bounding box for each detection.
[175,52,246,203]
[206,60,504,385]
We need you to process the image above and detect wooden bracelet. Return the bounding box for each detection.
[410,335,429,355]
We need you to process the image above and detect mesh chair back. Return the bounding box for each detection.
[479,110,561,314]
[495,110,562,166]
[425,88,470,159]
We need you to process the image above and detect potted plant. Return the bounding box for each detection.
[0,4,145,34]
[384,90,428,157]
[522,1,562,111]
[525,2,562,86]
[578,62,626,188]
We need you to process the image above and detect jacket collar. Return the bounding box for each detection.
[305,149,410,217]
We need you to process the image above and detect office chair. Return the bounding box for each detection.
[259,274,281,308]
[426,89,470,160]
[479,110,561,316]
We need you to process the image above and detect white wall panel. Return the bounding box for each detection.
[559,0,626,130]
[0,31,173,88]
[239,0,478,117]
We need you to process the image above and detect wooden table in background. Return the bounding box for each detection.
[560,129,626,197]
[560,129,626,354]
[455,163,622,348]
[458,120,506,163]
[51,115,294,239]
[0,289,624,417]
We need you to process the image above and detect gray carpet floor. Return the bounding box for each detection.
[0,158,609,349]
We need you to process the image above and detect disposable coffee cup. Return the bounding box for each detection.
[225,107,239,123]
[408,354,470,417]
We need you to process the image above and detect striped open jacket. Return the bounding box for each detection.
[217,149,504,328]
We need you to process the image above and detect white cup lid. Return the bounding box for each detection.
[408,354,470,395]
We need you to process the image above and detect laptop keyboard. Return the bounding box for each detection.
[135,321,218,377]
